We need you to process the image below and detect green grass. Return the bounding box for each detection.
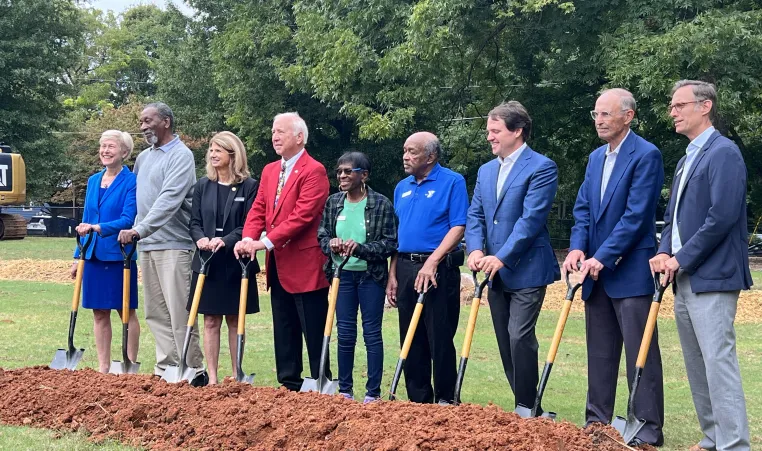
[0,426,136,450]
[1,279,760,449]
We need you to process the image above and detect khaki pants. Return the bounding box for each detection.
[140,249,203,375]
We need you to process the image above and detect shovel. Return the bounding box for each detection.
[234,256,256,384]
[611,273,669,444]
[300,253,351,394]
[162,249,215,384]
[389,283,433,401]
[453,271,490,405]
[51,231,94,370]
[109,237,140,375]
[515,262,583,419]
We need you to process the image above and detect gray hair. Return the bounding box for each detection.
[600,88,637,112]
[144,102,175,131]
[99,130,134,159]
[671,80,717,123]
[274,112,309,145]
[423,136,441,160]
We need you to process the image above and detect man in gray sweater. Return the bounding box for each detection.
[118,102,205,384]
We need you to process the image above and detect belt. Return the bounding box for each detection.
[398,252,432,263]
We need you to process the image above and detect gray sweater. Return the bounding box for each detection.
[133,135,196,252]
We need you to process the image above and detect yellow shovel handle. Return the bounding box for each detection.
[187,274,206,326]
[400,302,424,360]
[237,278,249,330]
[121,268,130,324]
[460,296,481,358]
[71,259,86,312]
[546,298,573,364]
[323,277,340,336]
[636,301,661,368]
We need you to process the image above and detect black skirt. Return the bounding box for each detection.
[186,261,260,316]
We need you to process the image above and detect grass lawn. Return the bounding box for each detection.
[1,278,760,449]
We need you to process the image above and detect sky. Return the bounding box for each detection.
[86,0,195,16]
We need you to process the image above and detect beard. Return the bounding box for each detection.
[144,132,158,146]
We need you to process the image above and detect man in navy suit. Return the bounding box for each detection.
[650,80,750,451]
[564,88,665,447]
[465,101,560,411]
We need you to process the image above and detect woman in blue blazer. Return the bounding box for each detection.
[71,130,139,373]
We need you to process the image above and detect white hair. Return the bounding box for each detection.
[274,112,309,145]
[100,130,134,159]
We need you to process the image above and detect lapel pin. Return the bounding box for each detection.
[232,187,237,192]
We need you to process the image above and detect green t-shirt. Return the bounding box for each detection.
[333,197,368,271]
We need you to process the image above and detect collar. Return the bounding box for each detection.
[281,148,305,169]
[336,186,377,212]
[497,143,527,165]
[688,126,715,153]
[605,129,630,156]
[153,135,181,153]
[408,162,441,184]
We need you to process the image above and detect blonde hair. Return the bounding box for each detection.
[206,131,250,184]
[99,130,134,160]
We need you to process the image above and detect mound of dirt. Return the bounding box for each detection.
[0,367,638,450]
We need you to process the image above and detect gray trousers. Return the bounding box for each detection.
[140,249,204,376]
[674,271,749,451]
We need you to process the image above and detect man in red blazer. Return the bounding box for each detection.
[234,112,330,390]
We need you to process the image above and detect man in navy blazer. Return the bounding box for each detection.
[564,89,665,447]
[651,80,750,451]
[466,101,560,411]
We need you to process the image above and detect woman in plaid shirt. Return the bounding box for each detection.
[318,152,398,403]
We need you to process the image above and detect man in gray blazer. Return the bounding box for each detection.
[650,80,751,451]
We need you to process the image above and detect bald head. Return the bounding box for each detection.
[403,131,441,179]
[593,88,636,146]
[598,88,637,112]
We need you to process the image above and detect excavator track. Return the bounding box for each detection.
[0,213,27,240]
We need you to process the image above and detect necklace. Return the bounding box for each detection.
[101,173,117,188]
[346,192,367,212]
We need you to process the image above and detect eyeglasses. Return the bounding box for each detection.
[335,167,364,176]
[589,109,630,120]
[667,100,703,114]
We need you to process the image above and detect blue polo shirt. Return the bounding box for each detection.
[394,163,469,253]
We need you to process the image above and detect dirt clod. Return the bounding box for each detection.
[0,366,636,450]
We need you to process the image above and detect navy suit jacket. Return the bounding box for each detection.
[74,166,138,261]
[466,146,561,290]
[658,131,752,293]
[570,131,664,300]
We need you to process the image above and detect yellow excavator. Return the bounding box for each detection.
[0,143,27,240]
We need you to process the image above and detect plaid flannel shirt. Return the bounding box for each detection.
[318,186,398,286]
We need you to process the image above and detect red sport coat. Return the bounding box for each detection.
[242,150,330,294]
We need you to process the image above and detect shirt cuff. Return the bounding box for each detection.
[261,237,274,250]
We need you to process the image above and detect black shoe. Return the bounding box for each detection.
[629,434,664,448]
[190,370,209,387]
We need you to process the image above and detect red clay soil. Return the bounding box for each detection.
[0,367,644,450]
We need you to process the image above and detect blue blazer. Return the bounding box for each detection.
[658,131,752,293]
[74,166,138,261]
[569,131,664,300]
[466,146,561,290]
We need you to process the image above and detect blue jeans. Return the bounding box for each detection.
[335,270,385,398]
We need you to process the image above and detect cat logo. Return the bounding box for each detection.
[0,164,7,188]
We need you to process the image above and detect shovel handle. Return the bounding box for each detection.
[71,259,86,312]
[187,274,206,326]
[546,298,573,364]
[121,267,131,324]
[399,292,426,359]
[120,237,138,268]
[635,300,661,368]
[460,296,481,358]
[324,277,340,336]
[237,278,249,330]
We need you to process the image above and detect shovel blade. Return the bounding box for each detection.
[612,414,645,444]
[300,375,339,395]
[109,360,141,375]
[50,348,84,371]
[235,367,256,384]
[162,365,199,384]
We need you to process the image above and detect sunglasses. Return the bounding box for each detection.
[335,167,365,176]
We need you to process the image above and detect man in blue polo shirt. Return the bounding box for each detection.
[386,131,469,404]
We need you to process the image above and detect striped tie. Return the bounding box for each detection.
[274,161,286,208]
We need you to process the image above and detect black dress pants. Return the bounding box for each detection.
[395,257,460,403]
[488,275,546,409]
[268,254,330,391]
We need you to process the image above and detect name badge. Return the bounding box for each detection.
[401,190,412,198]
[337,216,346,221]
[234,197,245,202]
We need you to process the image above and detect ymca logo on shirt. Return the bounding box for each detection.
[425,190,435,198]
